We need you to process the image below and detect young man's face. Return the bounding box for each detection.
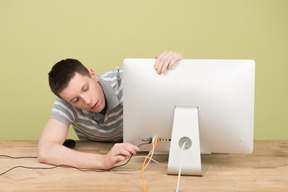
[59,70,106,113]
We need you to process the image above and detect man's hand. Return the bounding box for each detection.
[154,51,183,74]
[102,143,139,169]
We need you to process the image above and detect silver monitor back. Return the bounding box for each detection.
[123,59,255,154]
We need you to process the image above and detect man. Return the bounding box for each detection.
[38,51,183,169]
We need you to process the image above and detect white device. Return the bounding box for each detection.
[123,59,255,175]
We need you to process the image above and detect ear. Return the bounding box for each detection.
[88,69,99,81]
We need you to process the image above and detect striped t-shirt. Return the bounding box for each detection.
[50,67,124,141]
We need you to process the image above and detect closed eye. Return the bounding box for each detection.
[72,97,80,103]
[83,85,89,92]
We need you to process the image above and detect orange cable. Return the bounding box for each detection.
[142,137,159,192]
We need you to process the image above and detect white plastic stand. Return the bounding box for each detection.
[167,107,204,176]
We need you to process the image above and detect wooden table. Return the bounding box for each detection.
[0,140,287,192]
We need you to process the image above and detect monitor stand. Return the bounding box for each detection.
[167,107,207,176]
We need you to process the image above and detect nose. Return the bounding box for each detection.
[82,94,92,106]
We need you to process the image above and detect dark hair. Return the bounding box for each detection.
[48,59,90,97]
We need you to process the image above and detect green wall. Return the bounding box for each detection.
[0,0,287,140]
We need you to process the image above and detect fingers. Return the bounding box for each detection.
[104,143,139,169]
[116,143,138,157]
[154,51,183,74]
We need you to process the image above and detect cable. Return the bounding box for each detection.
[142,137,159,192]
[176,141,187,192]
[0,164,108,177]
[132,156,167,167]
[1,140,190,192]
[110,138,156,174]
[0,155,37,159]
[108,141,151,170]
[0,140,152,176]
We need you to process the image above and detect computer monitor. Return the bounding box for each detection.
[123,59,255,175]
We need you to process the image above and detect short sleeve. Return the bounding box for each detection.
[50,97,75,126]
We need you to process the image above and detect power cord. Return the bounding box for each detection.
[176,141,187,192]
[0,163,108,177]
[0,155,37,159]
[0,139,152,176]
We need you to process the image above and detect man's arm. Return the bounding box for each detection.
[38,119,139,169]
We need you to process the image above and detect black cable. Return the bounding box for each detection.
[0,140,152,176]
[0,164,108,177]
[108,142,151,170]
[0,155,37,159]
